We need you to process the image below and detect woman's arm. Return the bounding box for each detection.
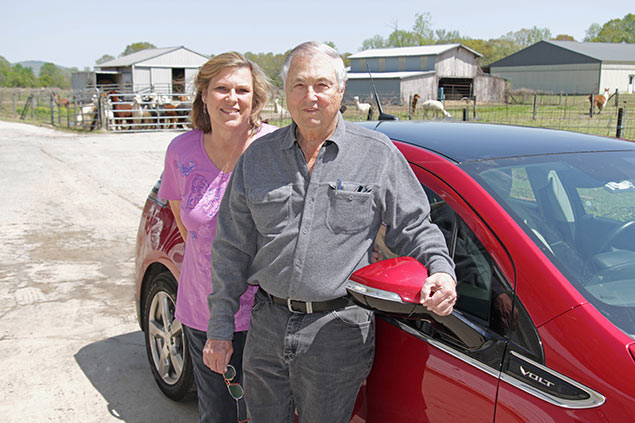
[169,200,188,242]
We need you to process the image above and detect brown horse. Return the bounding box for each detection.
[52,92,69,108]
[107,90,134,130]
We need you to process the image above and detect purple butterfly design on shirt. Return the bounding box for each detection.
[176,160,197,176]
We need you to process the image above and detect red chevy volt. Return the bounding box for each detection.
[135,121,635,421]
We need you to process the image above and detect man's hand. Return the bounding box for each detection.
[203,339,233,374]
[420,272,457,316]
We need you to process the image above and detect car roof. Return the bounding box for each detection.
[359,121,635,163]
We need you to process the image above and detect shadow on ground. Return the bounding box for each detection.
[74,331,197,422]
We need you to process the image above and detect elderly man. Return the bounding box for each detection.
[204,41,457,422]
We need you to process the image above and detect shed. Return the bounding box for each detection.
[346,44,505,104]
[489,40,635,94]
[73,46,209,94]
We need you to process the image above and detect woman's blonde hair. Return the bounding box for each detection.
[191,52,272,134]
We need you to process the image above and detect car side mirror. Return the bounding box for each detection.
[347,257,489,350]
[347,257,430,317]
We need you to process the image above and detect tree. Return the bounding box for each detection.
[96,54,115,65]
[0,55,10,86]
[412,12,434,44]
[386,29,420,47]
[554,34,575,41]
[244,51,287,90]
[360,35,386,50]
[584,23,602,41]
[592,14,635,43]
[121,42,156,57]
[38,63,69,88]
[6,64,36,87]
[502,26,552,49]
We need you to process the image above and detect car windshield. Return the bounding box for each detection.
[464,151,635,339]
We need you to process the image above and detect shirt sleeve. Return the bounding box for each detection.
[157,141,182,201]
[207,155,258,340]
[381,146,456,280]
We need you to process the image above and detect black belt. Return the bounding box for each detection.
[260,288,349,314]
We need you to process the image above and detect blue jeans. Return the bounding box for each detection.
[243,289,375,423]
[184,325,247,423]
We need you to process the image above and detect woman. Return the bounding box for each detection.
[158,52,276,422]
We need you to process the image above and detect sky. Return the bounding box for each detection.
[1,0,632,69]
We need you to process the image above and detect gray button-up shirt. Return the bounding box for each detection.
[208,115,455,339]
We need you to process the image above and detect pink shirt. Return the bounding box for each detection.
[158,125,277,332]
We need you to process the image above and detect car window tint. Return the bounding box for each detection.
[471,152,635,338]
[372,185,542,359]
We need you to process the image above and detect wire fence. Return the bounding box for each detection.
[2,88,634,141]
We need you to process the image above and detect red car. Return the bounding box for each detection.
[135,121,635,421]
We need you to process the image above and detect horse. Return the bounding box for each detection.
[107,90,134,130]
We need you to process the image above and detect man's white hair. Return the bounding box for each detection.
[280,41,347,92]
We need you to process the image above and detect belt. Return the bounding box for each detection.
[260,288,350,314]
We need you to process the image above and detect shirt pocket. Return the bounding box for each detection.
[247,185,292,235]
[326,182,373,234]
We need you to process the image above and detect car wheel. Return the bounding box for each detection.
[143,271,195,400]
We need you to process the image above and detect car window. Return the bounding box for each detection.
[469,152,635,338]
[373,185,542,360]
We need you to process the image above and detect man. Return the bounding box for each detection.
[204,41,457,422]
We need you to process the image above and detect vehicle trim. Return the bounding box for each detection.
[383,317,604,409]
[501,351,606,409]
[383,316,501,380]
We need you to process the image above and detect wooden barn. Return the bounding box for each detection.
[489,40,635,95]
[72,46,209,94]
[346,44,506,104]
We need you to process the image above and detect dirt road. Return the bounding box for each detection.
[0,121,197,422]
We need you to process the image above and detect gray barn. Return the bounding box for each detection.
[72,46,209,94]
[346,44,505,104]
[489,40,635,95]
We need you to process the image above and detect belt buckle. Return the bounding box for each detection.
[287,299,313,314]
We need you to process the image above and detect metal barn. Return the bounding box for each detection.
[73,46,209,94]
[489,41,635,95]
[346,44,505,104]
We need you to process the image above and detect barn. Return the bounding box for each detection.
[72,46,209,94]
[489,40,635,95]
[346,44,506,104]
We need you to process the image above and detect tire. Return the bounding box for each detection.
[142,271,195,400]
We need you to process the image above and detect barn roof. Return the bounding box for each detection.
[490,40,635,67]
[347,71,435,79]
[349,44,482,59]
[97,46,208,67]
[548,40,635,61]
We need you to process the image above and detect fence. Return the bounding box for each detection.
[336,91,635,141]
[1,88,634,141]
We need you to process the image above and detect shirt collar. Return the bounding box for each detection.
[280,113,346,150]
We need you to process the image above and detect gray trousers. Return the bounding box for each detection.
[243,289,375,423]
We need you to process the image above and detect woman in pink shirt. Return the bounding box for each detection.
[158,52,276,423]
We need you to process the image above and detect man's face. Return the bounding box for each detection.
[285,53,344,136]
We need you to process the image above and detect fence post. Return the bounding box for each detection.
[408,94,412,120]
[616,108,624,138]
[589,93,594,118]
[533,95,537,120]
[50,94,55,125]
[472,96,477,119]
[463,108,468,121]
[614,89,619,107]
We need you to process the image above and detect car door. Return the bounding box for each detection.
[360,165,540,423]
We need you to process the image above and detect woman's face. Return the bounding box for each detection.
[202,66,254,131]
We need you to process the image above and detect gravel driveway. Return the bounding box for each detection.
[0,121,197,422]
